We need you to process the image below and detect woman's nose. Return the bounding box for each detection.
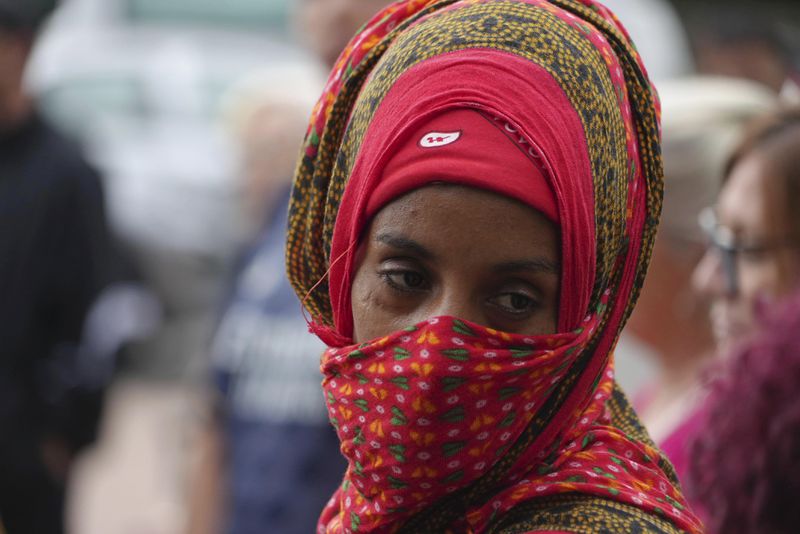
[427,291,481,324]
[692,248,729,299]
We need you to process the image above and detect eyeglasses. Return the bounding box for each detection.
[698,207,799,295]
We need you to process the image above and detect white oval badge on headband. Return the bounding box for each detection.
[419,131,462,148]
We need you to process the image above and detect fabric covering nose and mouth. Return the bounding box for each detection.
[286,0,702,533]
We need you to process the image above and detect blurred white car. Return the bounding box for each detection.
[29,0,311,256]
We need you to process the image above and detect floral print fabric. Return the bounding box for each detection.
[319,314,699,533]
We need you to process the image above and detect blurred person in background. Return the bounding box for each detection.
[692,7,800,104]
[688,288,800,534]
[186,2,395,533]
[625,77,776,485]
[601,0,693,82]
[0,0,118,532]
[693,107,800,354]
[293,0,395,70]
[186,66,345,534]
[688,106,800,523]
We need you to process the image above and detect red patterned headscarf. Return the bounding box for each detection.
[287,1,702,532]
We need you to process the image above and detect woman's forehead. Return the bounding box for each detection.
[366,185,560,264]
[719,152,781,233]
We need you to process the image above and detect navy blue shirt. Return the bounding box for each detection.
[212,196,345,534]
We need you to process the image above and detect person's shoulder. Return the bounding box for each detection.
[31,114,104,198]
[490,384,689,534]
[492,493,687,534]
[27,112,96,174]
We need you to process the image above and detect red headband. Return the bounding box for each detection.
[367,108,559,223]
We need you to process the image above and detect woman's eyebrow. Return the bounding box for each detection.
[376,233,435,260]
[493,258,560,275]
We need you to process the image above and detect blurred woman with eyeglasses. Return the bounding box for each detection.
[688,108,800,532]
[623,77,775,493]
[693,107,800,353]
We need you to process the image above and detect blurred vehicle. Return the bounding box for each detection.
[25,0,321,378]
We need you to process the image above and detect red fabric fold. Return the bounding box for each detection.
[369,108,559,223]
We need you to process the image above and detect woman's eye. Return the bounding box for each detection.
[489,292,537,315]
[381,270,428,292]
[739,248,771,263]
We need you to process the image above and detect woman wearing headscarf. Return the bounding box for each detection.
[287,0,702,532]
